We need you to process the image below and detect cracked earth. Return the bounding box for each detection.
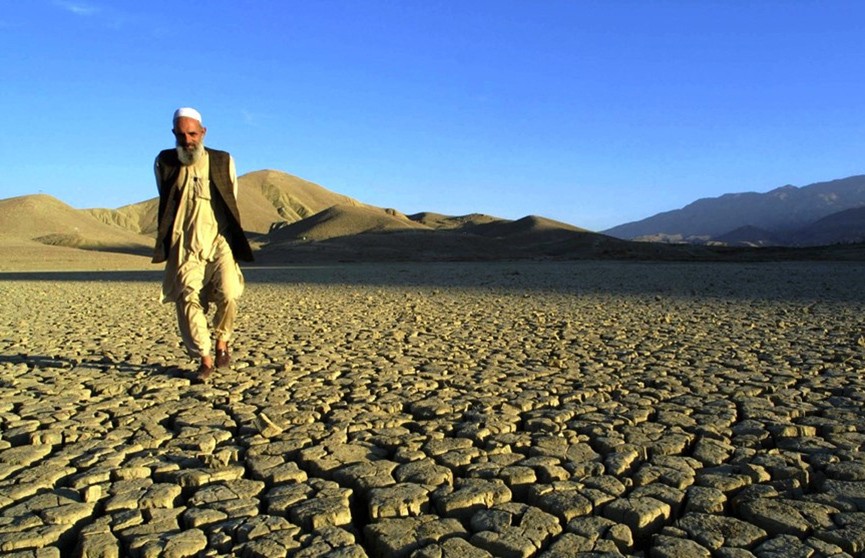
[1,261,864,558]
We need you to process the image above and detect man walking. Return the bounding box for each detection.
[153,107,254,382]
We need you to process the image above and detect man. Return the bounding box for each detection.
[153,107,254,382]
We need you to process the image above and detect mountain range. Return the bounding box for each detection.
[603,175,865,246]
[2,170,865,270]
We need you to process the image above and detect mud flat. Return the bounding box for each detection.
[1,260,864,557]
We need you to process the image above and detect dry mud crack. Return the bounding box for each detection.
[1,261,865,557]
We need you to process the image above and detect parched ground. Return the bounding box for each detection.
[1,261,864,558]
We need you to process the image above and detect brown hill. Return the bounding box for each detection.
[0,194,153,255]
[234,169,371,236]
[86,198,159,235]
[0,235,154,271]
[267,204,429,243]
[86,170,365,237]
[259,210,636,263]
[244,169,360,216]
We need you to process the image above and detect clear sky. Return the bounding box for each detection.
[2,1,864,231]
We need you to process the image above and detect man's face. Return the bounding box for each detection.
[173,117,206,152]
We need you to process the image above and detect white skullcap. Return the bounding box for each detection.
[173,107,202,124]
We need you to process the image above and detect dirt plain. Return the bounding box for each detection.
[1,260,864,557]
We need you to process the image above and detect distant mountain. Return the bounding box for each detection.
[788,206,865,246]
[604,175,865,245]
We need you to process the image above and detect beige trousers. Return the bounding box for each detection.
[174,252,244,359]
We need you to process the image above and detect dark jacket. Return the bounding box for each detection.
[153,147,254,264]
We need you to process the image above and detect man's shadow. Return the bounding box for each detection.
[0,354,190,379]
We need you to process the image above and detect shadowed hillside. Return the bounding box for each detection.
[788,207,865,246]
[407,212,502,230]
[267,204,429,243]
[712,226,786,247]
[469,215,587,242]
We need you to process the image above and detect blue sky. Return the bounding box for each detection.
[2,1,863,231]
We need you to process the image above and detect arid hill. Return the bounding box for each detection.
[85,198,159,236]
[4,169,865,271]
[15,169,621,263]
[267,204,429,243]
[0,194,157,270]
[87,170,365,237]
[0,194,153,255]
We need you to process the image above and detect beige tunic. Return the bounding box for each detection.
[157,151,241,303]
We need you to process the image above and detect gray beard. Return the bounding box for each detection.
[176,142,205,166]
